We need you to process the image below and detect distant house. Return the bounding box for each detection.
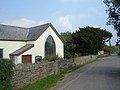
[98,50,104,55]
[0,23,64,64]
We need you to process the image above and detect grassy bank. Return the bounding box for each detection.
[97,54,109,58]
[19,74,63,90]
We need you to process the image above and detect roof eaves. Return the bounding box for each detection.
[10,44,34,56]
[0,39,27,42]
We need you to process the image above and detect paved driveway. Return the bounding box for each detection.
[51,55,120,90]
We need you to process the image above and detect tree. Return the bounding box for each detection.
[72,26,112,56]
[61,27,112,57]
[104,0,120,45]
[61,32,76,58]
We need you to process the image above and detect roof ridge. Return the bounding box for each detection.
[0,24,28,29]
[29,23,51,29]
[0,23,51,29]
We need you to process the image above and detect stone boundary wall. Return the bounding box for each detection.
[74,55,97,65]
[58,55,97,71]
[12,55,97,89]
[12,62,55,89]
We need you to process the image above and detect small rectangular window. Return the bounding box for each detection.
[0,49,3,58]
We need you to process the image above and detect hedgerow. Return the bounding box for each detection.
[0,59,14,90]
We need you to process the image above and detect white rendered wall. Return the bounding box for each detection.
[33,26,64,59]
[0,41,26,59]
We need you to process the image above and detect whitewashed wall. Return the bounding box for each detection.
[0,41,25,58]
[33,26,64,59]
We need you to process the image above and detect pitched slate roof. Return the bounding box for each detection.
[10,44,34,56]
[0,24,28,41]
[27,23,50,40]
[0,23,64,42]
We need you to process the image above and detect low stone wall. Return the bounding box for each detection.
[58,59,75,71]
[58,55,97,71]
[74,55,97,65]
[12,62,55,89]
[12,55,97,89]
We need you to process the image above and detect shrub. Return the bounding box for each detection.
[74,53,81,58]
[0,59,14,90]
[118,52,120,56]
[45,55,60,61]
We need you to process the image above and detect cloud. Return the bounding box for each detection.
[1,18,47,27]
[56,16,73,30]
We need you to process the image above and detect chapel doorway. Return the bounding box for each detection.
[22,55,32,64]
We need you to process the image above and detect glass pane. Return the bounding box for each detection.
[45,35,56,58]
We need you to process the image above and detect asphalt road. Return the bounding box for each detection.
[51,55,120,90]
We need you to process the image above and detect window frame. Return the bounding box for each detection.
[0,49,3,58]
[45,35,56,58]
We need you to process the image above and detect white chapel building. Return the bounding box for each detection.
[0,23,64,64]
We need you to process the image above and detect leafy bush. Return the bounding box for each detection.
[74,53,81,58]
[0,59,14,90]
[118,52,120,56]
[45,55,60,61]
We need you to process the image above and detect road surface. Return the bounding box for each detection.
[51,55,120,90]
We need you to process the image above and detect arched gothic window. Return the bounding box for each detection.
[45,35,56,58]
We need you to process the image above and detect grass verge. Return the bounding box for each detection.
[97,54,110,58]
[19,74,63,90]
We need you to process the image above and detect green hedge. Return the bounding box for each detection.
[118,52,120,56]
[0,59,14,90]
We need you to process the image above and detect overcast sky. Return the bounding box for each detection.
[0,0,118,45]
